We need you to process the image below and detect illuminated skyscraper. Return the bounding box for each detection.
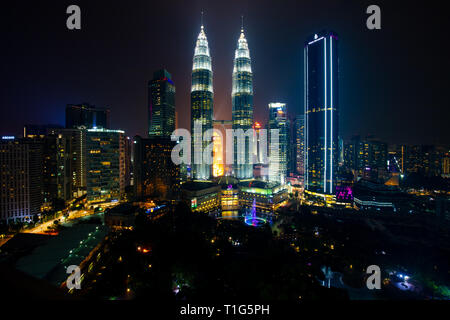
[268,103,288,185]
[148,69,175,139]
[213,119,232,176]
[232,24,254,179]
[253,122,263,165]
[191,22,213,180]
[212,131,224,177]
[86,128,125,202]
[0,137,43,223]
[304,32,339,194]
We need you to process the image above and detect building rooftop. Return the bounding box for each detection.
[238,180,280,190]
[181,181,218,191]
[106,203,139,216]
[216,176,239,186]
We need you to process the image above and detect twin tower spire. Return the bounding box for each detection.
[191,15,254,180]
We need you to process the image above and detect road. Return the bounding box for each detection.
[22,209,93,234]
[0,200,119,246]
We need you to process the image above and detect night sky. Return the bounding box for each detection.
[1,0,449,145]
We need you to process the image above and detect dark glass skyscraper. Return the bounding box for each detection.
[66,103,110,129]
[191,24,213,180]
[304,32,339,194]
[133,136,180,200]
[232,26,253,179]
[294,115,305,177]
[148,69,175,139]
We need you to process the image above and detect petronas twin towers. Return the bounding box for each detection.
[191,20,254,181]
[191,24,214,180]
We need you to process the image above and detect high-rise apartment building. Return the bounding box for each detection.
[0,137,43,223]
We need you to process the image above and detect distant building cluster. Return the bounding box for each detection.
[1,104,132,224]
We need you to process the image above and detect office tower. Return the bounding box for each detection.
[304,32,339,194]
[283,117,298,177]
[66,103,110,129]
[148,69,176,138]
[442,152,450,178]
[213,120,233,177]
[0,137,43,223]
[174,135,188,182]
[212,130,224,177]
[123,136,132,188]
[268,103,288,185]
[191,23,213,180]
[343,141,356,173]
[338,137,345,166]
[345,136,387,175]
[253,121,263,165]
[133,136,180,200]
[368,139,388,171]
[86,128,124,202]
[402,145,441,177]
[23,124,64,137]
[253,120,269,180]
[294,115,305,177]
[287,117,296,176]
[232,25,254,179]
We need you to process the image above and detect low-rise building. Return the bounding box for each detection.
[238,180,288,213]
[181,181,220,213]
[353,179,410,212]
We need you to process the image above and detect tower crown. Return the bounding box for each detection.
[235,28,250,59]
[192,25,212,76]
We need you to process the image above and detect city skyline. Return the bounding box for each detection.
[1,1,449,304]
[1,1,449,146]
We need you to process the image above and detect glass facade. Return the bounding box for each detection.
[295,115,305,177]
[191,25,213,180]
[65,103,110,130]
[304,32,339,194]
[133,136,180,200]
[268,103,289,185]
[148,69,176,139]
[232,28,254,179]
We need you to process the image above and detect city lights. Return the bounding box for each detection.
[0,1,448,308]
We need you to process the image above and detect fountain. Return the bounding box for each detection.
[244,199,267,227]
